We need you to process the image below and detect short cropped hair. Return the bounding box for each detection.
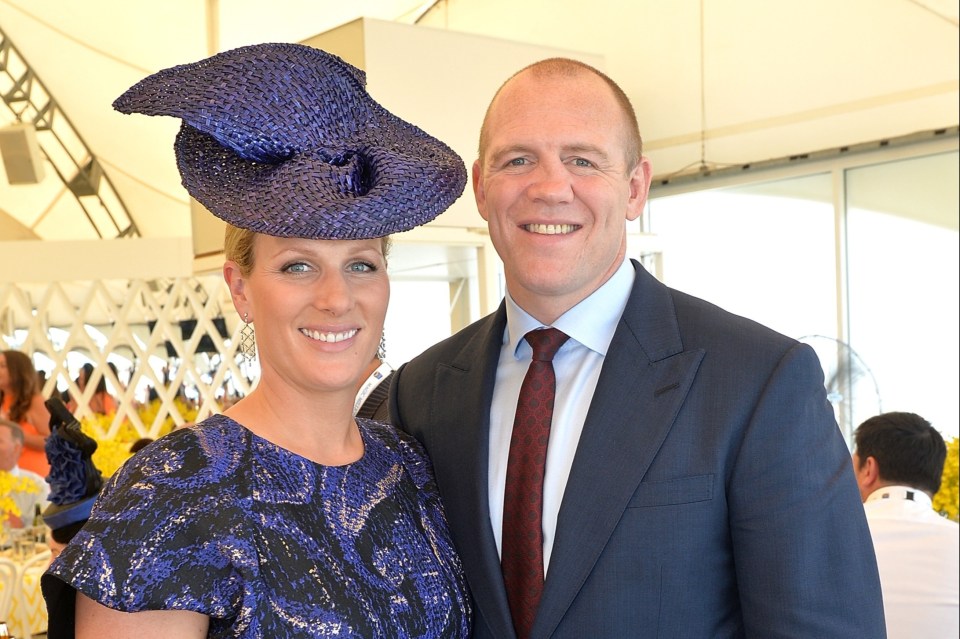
[854,411,947,496]
[478,57,643,171]
[0,418,25,444]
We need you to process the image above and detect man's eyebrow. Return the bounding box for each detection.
[488,144,535,162]
[488,143,611,161]
[562,143,610,160]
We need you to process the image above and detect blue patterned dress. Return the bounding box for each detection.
[42,415,471,638]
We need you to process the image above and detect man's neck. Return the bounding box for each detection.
[866,483,933,502]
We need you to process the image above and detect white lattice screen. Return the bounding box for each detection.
[0,274,254,440]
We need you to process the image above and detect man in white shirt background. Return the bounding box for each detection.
[853,411,959,639]
[0,418,50,527]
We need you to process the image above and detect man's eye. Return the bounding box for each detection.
[573,158,593,167]
[508,158,527,166]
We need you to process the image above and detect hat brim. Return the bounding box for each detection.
[113,43,466,240]
[176,124,466,239]
[42,495,97,531]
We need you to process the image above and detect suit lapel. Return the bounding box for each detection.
[534,262,705,638]
[430,305,518,638]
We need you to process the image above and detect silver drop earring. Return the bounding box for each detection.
[240,313,257,363]
[377,331,387,361]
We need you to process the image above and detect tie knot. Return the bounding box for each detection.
[524,328,569,362]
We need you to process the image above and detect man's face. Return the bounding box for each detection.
[473,69,651,323]
[0,427,20,471]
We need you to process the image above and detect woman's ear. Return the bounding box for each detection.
[223,261,251,320]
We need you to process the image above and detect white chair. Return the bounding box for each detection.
[15,550,52,639]
[0,557,18,627]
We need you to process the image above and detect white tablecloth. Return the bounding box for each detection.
[0,547,50,639]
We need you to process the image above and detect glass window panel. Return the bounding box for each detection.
[385,280,454,366]
[647,173,838,341]
[846,151,960,439]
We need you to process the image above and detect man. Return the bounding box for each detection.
[391,58,886,637]
[853,411,959,639]
[0,418,49,527]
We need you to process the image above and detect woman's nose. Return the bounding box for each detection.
[314,272,354,315]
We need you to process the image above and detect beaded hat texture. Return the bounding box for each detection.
[113,43,466,239]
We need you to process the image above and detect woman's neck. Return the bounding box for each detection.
[223,385,363,466]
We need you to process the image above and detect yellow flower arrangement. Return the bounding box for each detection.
[932,437,959,522]
[79,399,196,477]
[0,469,40,521]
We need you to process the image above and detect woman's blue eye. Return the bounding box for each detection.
[284,262,309,273]
[349,261,375,273]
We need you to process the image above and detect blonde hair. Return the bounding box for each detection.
[224,224,258,276]
[223,224,392,276]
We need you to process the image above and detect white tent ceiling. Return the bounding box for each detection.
[0,0,957,245]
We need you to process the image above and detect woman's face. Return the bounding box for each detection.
[224,235,389,396]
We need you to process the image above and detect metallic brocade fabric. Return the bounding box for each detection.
[43,415,471,638]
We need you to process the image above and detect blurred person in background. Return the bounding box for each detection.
[853,411,959,639]
[0,418,50,528]
[66,362,118,415]
[0,349,51,477]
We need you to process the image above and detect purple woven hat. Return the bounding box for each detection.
[113,43,466,239]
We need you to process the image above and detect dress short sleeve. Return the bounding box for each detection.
[43,425,254,622]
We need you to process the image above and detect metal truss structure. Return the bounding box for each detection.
[0,25,138,239]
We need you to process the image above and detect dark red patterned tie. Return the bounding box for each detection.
[502,327,569,639]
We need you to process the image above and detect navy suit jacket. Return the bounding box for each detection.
[391,260,885,638]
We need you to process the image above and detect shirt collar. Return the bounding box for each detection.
[505,258,635,358]
[865,485,933,509]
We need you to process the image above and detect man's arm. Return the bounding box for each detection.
[729,342,885,638]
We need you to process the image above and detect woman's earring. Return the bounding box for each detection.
[240,313,257,364]
[377,331,387,361]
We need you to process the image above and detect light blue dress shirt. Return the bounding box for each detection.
[488,258,635,575]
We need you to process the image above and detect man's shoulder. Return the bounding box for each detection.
[12,465,46,485]
[864,494,959,531]
[626,260,794,345]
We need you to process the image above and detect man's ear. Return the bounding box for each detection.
[855,454,882,494]
[473,159,489,222]
[625,156,653,222]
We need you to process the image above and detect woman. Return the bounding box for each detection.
[0,349,51,476]
[65,363,117,415]
[43,43,471,638]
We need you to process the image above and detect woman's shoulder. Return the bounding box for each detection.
[27,391,51,424]
[46,418,257,622]
[107,414,251,496]
[358,418,435,489]
[359,418,425,452]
